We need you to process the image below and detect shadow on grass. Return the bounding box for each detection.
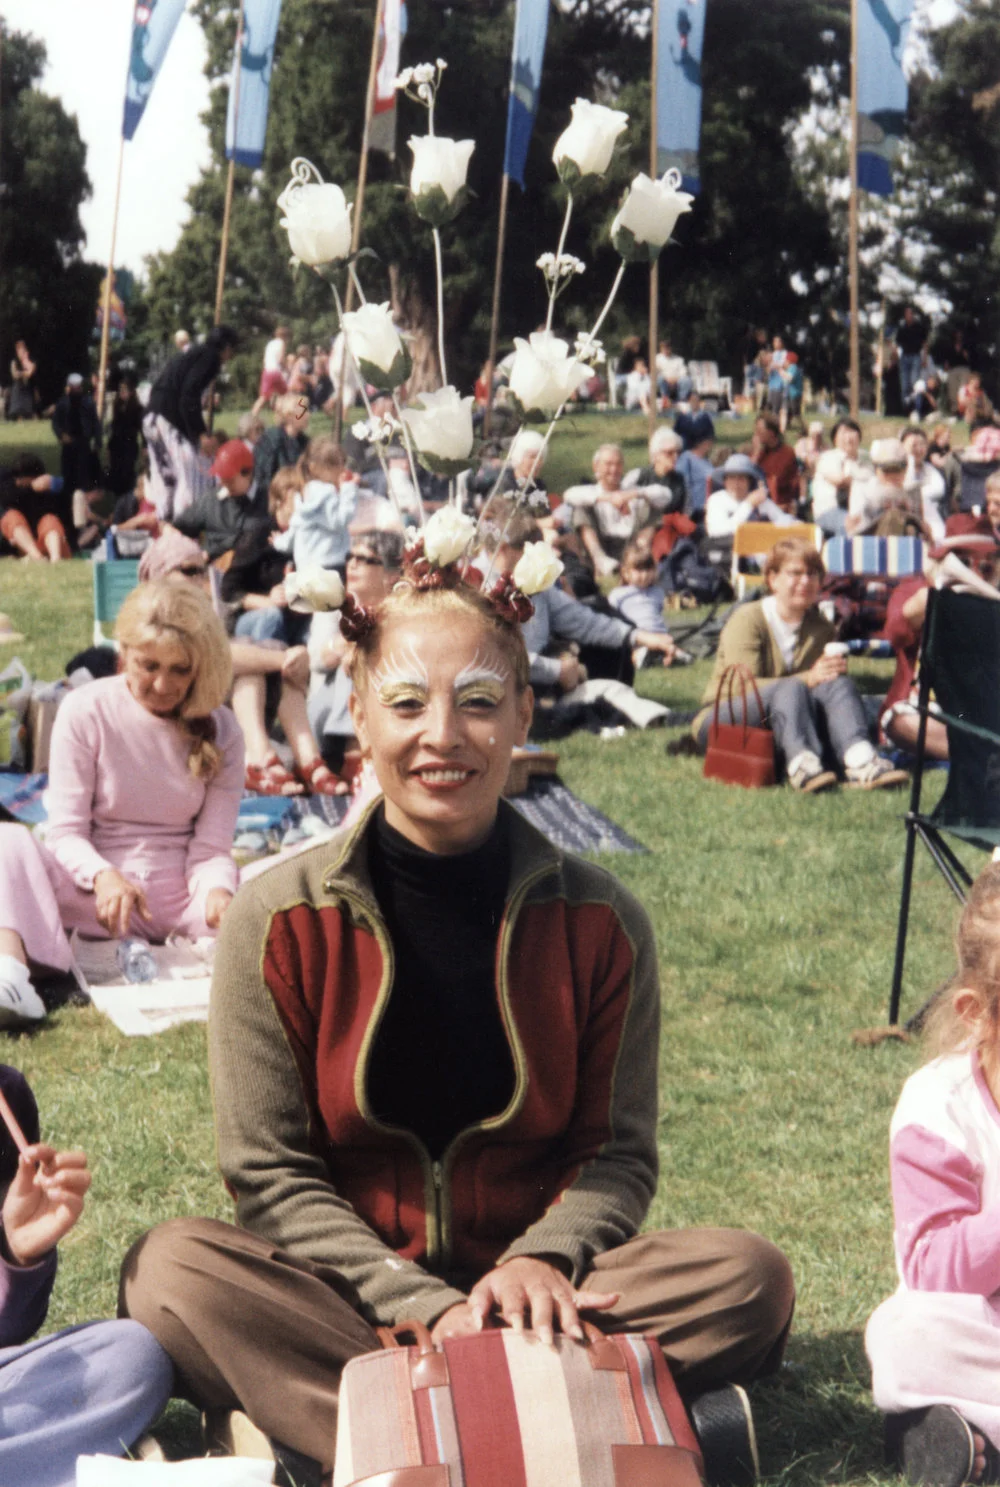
[753,1329,891,1486]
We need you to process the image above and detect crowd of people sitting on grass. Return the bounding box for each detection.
[4,319,1000,1485]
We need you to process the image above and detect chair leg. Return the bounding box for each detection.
[889,816,920,1026]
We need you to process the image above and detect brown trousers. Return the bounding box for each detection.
[119,1218,794,1472]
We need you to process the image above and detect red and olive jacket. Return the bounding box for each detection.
[209,799,660,1328]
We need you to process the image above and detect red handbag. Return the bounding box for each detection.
[703,664,776,789]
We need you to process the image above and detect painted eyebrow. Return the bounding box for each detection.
[370,642,430,694]
[454,650,509,689]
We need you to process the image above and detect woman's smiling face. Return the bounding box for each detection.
[349,611,532,854]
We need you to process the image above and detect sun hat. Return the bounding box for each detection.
[721,453,761,480]
[871,437,907,470]
[209,439,255,486]
[138,531,206,583]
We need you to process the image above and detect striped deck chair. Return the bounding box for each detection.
[822,535,924,578]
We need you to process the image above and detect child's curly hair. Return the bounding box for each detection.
[924,863,1000,1056]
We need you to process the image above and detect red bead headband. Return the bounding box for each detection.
[337,536,535,644]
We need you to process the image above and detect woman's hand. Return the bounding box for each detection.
[268,583,288,607]
[3,1145,91,1266]
[466,1257,618,1345]
[804,654,846,688]
[94,868,152,936]
[204,888,233,930]
[430,1301,489,1345]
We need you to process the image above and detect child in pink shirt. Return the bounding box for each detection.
[867,864,1000,1484]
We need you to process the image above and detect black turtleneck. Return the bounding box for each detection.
[366,805,516,1159]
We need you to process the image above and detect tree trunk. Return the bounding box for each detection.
[388,263,440,395]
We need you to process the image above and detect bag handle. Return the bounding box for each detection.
[712,663,767,746]
[377,1320,436,1354]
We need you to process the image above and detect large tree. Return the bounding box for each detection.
[0,24,102,406]
[146,0,850,393]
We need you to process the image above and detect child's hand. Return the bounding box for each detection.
[3,1146,91,1266]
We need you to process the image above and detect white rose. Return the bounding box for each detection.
[422,505,477,566]
[401,386,475,476]
[553,98,628,185]
[284,567,346,614]
[277,180,352,267]
[508,331,592,419]
[341,302,411,389]
[408,136,475,226]
[513,541,564,597]
[611,173,693,263]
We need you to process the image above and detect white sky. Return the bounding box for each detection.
[1,0,963,279]
[1,0,211,272]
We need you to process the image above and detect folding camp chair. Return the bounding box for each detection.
[92,559,140,646]
[888,587,1000,1024]
[730,522,821,600]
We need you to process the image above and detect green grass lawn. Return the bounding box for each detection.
[0,411,973,1479]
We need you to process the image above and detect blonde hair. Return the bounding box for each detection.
[275,392,304,423]
[924,864,1000,1061]
[300,436,344,483]
[268,464,302,516]
[350,583,530,695]
[115,581,233,780]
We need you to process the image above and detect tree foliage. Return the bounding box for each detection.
[0,24,102,405]
[145,0,855,393]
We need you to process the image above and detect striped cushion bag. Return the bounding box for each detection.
[332,1320,704,1487]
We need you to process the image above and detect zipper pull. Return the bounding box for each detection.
[432,1160,444,1192]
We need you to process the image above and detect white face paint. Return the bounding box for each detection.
[453,649,509,691]
[370,641,431,709]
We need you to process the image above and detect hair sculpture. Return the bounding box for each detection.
[333,509,563,647]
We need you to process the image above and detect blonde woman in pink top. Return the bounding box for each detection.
[0,581,244,1029]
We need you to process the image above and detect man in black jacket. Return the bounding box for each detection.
[143,326,238,521]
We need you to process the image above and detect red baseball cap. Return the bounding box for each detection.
[209,439,254,485]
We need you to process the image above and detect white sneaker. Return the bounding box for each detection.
[0,955,46,1029]
[845,755,910,790]
[787,754,838,793]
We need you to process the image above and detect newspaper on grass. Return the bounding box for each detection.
[76,1457,275,1484]
[69,932,215,1038]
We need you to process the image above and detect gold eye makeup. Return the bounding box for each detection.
[455,679,506,708]
[371,644,430,709]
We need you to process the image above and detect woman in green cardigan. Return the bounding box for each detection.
[693,538,909,792]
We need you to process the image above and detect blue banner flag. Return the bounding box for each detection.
[503,0,551,188]
[226,0,284,169]
[123,0,187,142]
[857,0,915,196]
[656,0,706,195]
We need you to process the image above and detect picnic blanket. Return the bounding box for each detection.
[237,778,646,858]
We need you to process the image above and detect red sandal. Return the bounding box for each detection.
[245,754,304,796]
[295,757,348,796]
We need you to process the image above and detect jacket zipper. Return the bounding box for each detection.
[429,863,554,1270]
[324,859,555,1273]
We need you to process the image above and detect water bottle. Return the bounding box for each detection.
[115,938,158,984]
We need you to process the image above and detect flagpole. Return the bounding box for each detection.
[97,135,126,422]
[483,171,511,440]
[207,0,245,434]
[335,0,384,442]
[849,0,860,420]
[647,0,660,442]
[214,0,245,327]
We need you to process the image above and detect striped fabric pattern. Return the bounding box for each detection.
[333,1332,701,1487]
[823,536,924,577]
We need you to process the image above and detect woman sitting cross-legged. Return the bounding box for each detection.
[119,519,795,1486]
[0,580,243,1028]
[692,537,909,793]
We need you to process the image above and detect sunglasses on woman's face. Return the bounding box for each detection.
[348,551,382,566]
